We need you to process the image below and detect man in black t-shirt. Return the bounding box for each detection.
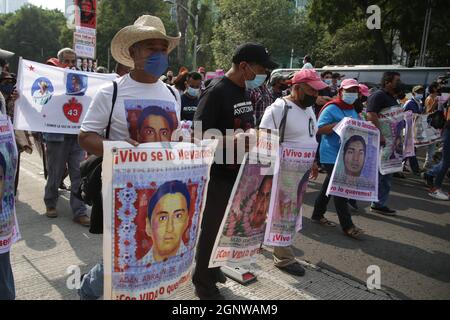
[192,43,278,300]
[180,72,202,121]
[366,71,402,216]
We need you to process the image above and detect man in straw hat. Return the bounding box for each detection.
[78,15,181,300]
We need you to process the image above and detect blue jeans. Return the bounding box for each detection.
[372,173,393,208]
[78,263,103,300]
[428,128,450,188]
[0,252,15,300]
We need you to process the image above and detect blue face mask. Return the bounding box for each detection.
[144,52,169,78]
[187,86,200,97]
[342,92,358,105]
[414,94,423,101]
[245,66,267,90]
[324,79,332,86]
[0,83,14,96]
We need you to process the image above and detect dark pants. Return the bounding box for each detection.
[0,252,15,300]
[405,154,420,173]
[311,164,354,231]
[192,170,236,292]
[428,128,450,188]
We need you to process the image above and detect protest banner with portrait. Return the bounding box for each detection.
[413,113,442,147]
[0,115,20,254]
[326,118,380,202]
[209,130,279,267]
[378,106,414,175]
[14,58,116,134]
[264,142,317,247]
[102,140,217,300]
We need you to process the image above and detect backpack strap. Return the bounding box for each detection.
[105,81,118,140]
[166,85,177,101]
[278,98,290,144]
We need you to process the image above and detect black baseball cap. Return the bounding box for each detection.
[232,43,278,70]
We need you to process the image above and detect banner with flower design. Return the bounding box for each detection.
[102,140,217,300]
[0,115,19,254]
[264,142,317,247]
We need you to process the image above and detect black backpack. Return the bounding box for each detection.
[428,110,446,129]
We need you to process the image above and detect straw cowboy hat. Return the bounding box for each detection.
[111,15,181,68]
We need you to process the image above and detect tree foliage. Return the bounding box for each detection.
[0,4,69,70]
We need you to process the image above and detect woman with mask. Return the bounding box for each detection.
[312,79,364,239]
[181,71,202,121]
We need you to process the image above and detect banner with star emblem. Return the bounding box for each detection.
[102,140,218,300]
[14,58,116,134]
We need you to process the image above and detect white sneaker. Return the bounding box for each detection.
[429,189,450,201]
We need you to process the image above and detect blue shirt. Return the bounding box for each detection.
[403,98,423,114]
[318,104,359,164]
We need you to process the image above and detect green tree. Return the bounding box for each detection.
[211,0,306,69]
[0,4,69,71]
[308,0,450,66]
[96,0,177,70]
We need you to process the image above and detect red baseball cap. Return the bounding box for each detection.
[340,78,360,90]
[288,69,328,90]
[359,84,370,97]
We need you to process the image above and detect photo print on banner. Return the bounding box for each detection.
[125,100,179,144]
[264,142,317,247]
[209,130,281,267]
[102,140,217,300]
[0,115,20,254]
[326,118,380,202]
[378,107,414,174]
[15,58,116,134]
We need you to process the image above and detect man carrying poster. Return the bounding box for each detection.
[366,72,403,216]
[0,115,19,300]
[259,69,322,275]
[326,117,380,202]
[78,15,182,300]
[192,43,278,300]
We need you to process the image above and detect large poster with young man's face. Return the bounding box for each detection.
[326,118,380,202]
[378,107,414,175]
[264,142,317,247]
[102,140,217,300]
[0,115,19,254]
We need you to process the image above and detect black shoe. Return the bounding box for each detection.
[216,269,227,284]
[276,262,305,277]
[194,285,225,300]
[370,206,397,216]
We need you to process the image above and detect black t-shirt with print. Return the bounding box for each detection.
[194,76,255,176]
[181,93,199,121]
[367,89,399,114]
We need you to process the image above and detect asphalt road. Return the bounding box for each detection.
[294,155,450,300]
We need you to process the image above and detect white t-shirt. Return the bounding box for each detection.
[81,74,181,141]
[259,98,318,144]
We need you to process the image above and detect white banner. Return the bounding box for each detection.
[413,114,442,147]
[14,58,116,134]
[326,118,380,202]
[0,115,20,254]
[102,140,217,300]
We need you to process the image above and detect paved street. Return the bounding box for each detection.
[9,150,449,300]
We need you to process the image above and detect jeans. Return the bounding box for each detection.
[371,173,393,208]
[44,136,86,217]
[311,164,354,231]
[425,143,436,164]
[0,252,15,300]
[404,153,420,173]
[78,263,103,300]
[428,129,450,188]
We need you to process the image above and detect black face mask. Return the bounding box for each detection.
[300,93,317,108]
